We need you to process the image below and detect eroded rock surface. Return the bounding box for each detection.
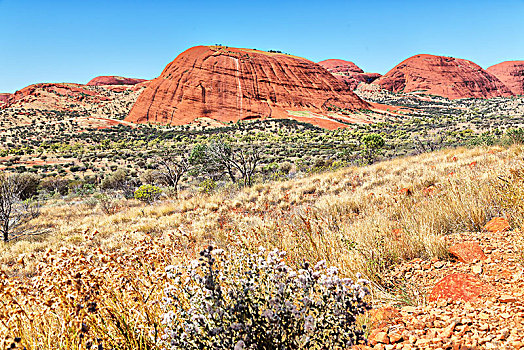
[487,61,524,95]
[372,54,514,99]
[126,46,370,128]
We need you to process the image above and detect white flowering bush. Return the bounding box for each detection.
[161,246,371,349]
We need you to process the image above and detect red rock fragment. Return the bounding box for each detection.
[422,186,436,196]
[448,242,487,263]
[398,188,412,196]
[370,307,402,328]
[429,273,490,302]
[483,217,510,232]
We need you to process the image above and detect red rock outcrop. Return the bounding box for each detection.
[4,83,109,109]
[372,54,514,99]
[126,46,370,129]
[487,61,524,95]
[87,76,147,86]
[318,59,363,74]
[0,93,10,106]
[319,59,382,90]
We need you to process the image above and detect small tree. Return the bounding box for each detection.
[0,174,41,242]
[155,152,190,199]
[101,168,138,198]
[360,133,385,164]
[191,141,263,187]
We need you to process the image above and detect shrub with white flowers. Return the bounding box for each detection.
[160,246,371,349]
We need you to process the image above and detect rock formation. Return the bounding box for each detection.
[318,59,382,90]
[372,54,513,99]
[87,76,147,86]
[487,61,524,95]
[126,46,370,128]
[0,93,10,106]
[318,59,363,74]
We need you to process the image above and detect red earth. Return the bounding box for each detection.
[125,46,370,129]
[486,61,524,95]
[86,76,148,86]
[372,54,514,99]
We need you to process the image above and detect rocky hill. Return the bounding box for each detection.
[0,93,10,107]
[487,61,524,96]
[319,59,382,90]
[126,46,371,129]
[0,82,144,129]
[372,54,514,99]
[86,76,148,86]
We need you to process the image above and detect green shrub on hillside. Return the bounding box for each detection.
[134,184,162,204]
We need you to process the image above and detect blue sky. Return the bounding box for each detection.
[1,0,523,93]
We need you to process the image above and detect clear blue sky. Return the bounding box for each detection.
[1,0,523,93]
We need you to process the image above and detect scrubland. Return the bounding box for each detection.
[1,144,524,348]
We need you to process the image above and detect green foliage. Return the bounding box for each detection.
[133,184,162,204]
[361,133,385,150]
[198,179,216,194]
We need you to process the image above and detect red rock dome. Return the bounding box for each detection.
[319,59,382,90]
[372,54,513,99]
[318,59,363,74]
[87,76,147,86]
[125,46,370,128]
[486,61,524,95]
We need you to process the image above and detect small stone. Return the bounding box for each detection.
[434,261,445,269]
[401,306,417,313]
[483,217,510,232]
[472,265,482,274]
[498,328,510,340]
[499,295,517,303]
[449,242,487,263]
[374,332,390,344]
[440,321,456,338]
[388,332,403,343]
[415,338,431,346]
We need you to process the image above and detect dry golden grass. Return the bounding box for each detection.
[1,144,523,347]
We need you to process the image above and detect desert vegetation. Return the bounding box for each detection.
[0,140,524,347]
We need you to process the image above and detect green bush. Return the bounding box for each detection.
[198,179,216,194]
[133,184,162,204]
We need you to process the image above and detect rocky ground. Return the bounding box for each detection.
[366,218,524,349]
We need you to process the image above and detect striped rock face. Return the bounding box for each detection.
[126,46,370,129]
[372,54,514,99]
[487,61,524,96]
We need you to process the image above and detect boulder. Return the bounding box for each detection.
[429,273,490,302]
